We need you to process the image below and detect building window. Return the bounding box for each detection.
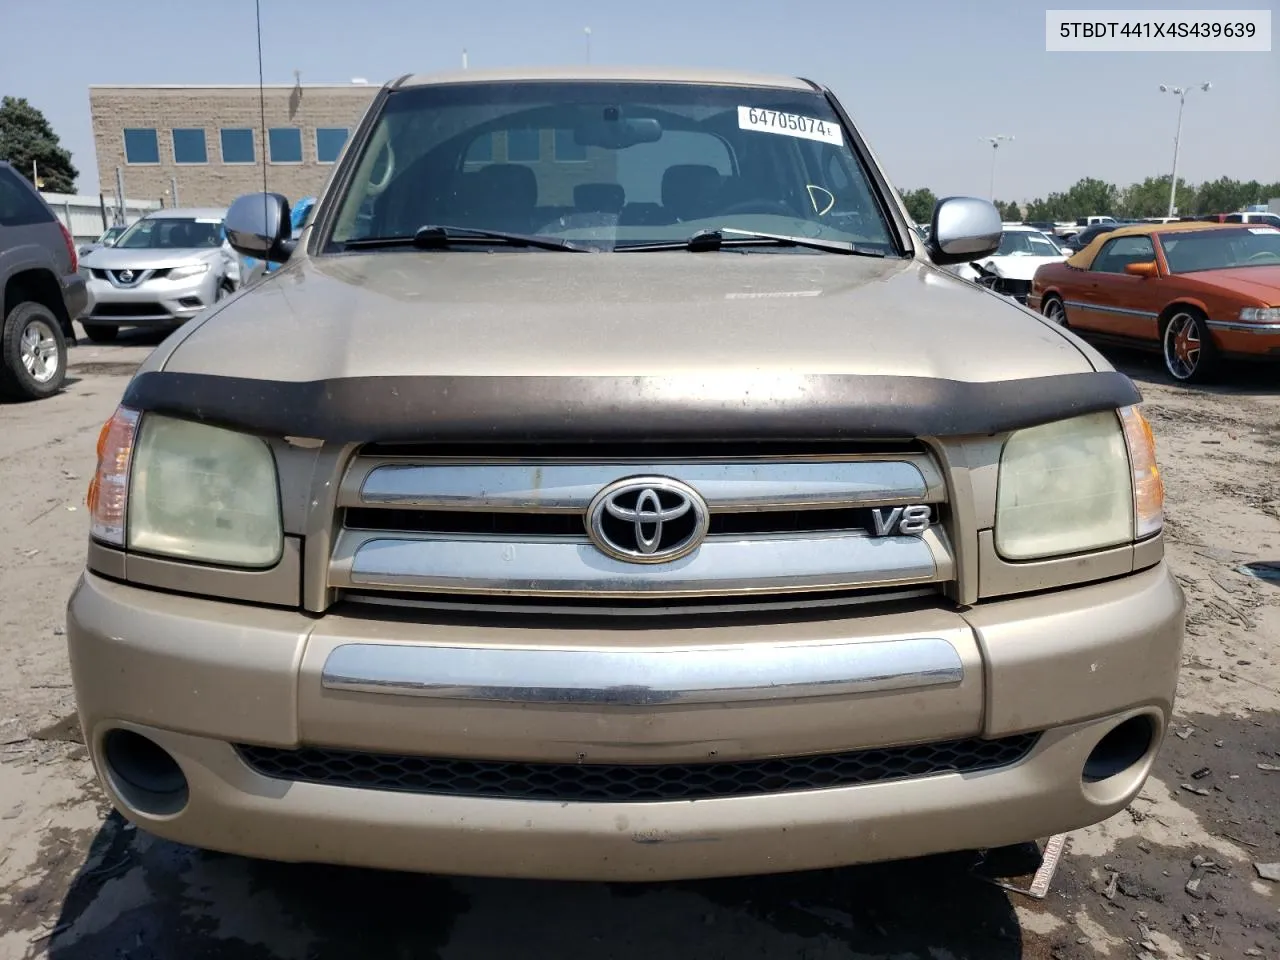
[268,127,303,164]
[172,128,207,164]
[464,134,493,164]
[123,128,159,164]
[220,128,256,164]
[506,129,540,162]
[553,129,586,162]
[315,127,350,164]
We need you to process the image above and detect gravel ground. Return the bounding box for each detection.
[0,331,1276,960]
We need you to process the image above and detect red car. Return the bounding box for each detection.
[1028,221,1280,382]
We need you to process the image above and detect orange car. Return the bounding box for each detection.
[1028,221,1280,383]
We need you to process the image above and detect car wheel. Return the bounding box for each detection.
[83,324,120,343]
[216,280,234,301]
[1041,295,1068,326]
[1162,309,1217,384]
[0,301,68,401]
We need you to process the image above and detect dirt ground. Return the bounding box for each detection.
[0,332,1277,960]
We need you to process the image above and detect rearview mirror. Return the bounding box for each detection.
[926,197,1002,266]
[574,115,663,150]
[224,192,295,263]
[1125,261,1159,277]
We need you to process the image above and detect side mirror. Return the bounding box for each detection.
[926,197,1003,266]
[1125,261,1159,277]
[224,192,295,263]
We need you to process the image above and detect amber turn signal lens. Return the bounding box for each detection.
[87,407,140,546]
[1119,405,1163,539]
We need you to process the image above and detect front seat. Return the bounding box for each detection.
[468,164,539,231]
[660,164,723,222]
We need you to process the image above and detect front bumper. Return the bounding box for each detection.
[67,564,1185,881]
[82,270,219,326]
[1205,319,1280,359]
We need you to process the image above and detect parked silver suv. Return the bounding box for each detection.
[79,207,242,343]
[0,161,87,400]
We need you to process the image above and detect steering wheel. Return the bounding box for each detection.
[1245,249,1280,264]
[717,199,796,218]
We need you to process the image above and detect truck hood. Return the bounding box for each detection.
[82,246,223,271]
[162,250,1094,382]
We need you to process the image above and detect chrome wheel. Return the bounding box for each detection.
[20,318,60,384]
[1163,311,1201,381]
[1043,298,1067,326]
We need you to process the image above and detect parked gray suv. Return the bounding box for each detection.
[0,161,87,400]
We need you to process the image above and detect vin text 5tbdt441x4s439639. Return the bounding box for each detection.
[67,67,1184,882]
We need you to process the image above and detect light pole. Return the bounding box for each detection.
[980,135,1014,203]
[584,26,591,64]
[1159,81,1210,218]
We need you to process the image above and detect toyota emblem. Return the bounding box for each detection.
[585,477,710,564]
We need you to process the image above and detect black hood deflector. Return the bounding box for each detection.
[121,370,1142,443]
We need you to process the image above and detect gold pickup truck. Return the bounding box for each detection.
[67,67,1184,882]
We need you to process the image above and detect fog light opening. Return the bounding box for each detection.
[102,729,189,816]
[1082,715,1155,784]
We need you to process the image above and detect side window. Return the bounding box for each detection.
[0,167,54,226]
[463,134,494,165]
[1092,236,1155,274]
[1225,213,1243,223]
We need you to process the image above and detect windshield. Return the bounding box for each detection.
[115,216,224,250]
[996,230,1064,256]
[1158,227,1280,273]
[325,80,897,254]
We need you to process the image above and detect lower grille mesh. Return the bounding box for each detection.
[236,733,1040,803]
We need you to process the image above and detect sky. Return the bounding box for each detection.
[2,0,1277,202]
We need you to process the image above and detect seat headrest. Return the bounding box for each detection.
[661,164,722,221]
[574,182,625,214]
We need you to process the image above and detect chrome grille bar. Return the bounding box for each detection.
[343,456,944,512]
[330,528,952,598]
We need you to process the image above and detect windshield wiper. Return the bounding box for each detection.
[616,228,887,257]
[343,225,589,252]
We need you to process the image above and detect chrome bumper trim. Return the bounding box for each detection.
[334,529,948,597]
[346,457,943,512]
[320,636,965,705]
[1205,319,1280,333]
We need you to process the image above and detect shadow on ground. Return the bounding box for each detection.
[1110,349,1280,395]
[40,818,1031,960]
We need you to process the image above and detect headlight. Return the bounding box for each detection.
[1239,307,1280,322]
[88,407,282,567]
[995,406,1162,561]
[167,262,209,281]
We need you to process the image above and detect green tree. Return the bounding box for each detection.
[0,96,77,193]
[1001,201,1022,221]
[1194,176,1254,215]
[1062,178,1119,218]
[900,187,937,224]
[1119,176,1192,218]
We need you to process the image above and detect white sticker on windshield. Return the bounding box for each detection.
[738,106,843,145]
[1248,227,1279,234]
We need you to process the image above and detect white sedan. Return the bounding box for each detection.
[948,225,1068,303]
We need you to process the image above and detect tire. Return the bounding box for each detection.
[216,279,234,301]
[83,323,120,343]
[1162,308,1217,384]
[1041,295,1068,326]
[0,301,68,401]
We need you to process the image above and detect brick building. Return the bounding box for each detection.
[89,82,379,208]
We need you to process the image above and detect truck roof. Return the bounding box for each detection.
[395,66,815,91]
